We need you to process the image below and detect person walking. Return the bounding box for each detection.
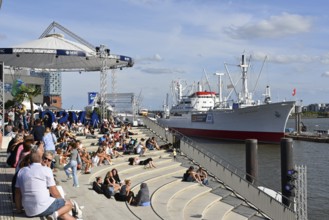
[64,143,80,187]
[173,148,177,161]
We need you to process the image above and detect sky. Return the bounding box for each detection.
[1,0,329,110]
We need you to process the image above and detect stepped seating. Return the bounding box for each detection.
[183,191,221,219]
[53,125,265,220]
[125,167,186,220]
[85,155,177,184]
[151,181,209,220]
[203,200,236,219]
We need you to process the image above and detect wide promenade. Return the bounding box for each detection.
[0,126,267,220]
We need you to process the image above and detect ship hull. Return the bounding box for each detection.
[157,101,295,143]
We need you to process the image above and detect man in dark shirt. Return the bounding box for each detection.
[31,119,45,142]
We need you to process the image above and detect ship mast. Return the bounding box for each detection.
[241,54,249,104]
[215,72,224,103]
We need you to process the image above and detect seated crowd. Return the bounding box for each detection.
[92,172,151,206]
[5,114,164,218]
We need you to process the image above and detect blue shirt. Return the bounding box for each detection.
[43,132,56,151]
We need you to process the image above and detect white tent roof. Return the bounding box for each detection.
[0,34,133,71]
[22,100,39,110]
[14,33,95,55]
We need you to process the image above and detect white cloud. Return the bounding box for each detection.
[135,54,163,63]
[225,13,312,39]
[321,71,329,77]
[2,0,329,108]
[138,67,185,74]
[320,53,329,64]
[251,52,323,64]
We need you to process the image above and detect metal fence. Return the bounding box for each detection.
[143,117,296,220]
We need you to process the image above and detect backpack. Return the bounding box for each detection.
[6,143,20,167]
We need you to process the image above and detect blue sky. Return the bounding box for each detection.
[1,0,329,110]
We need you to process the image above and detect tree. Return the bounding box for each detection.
[14,84,41,127]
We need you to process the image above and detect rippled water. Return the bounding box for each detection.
[191,118,329,220]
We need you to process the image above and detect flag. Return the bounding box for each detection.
[11,79,24,96]
[292,88,296,96]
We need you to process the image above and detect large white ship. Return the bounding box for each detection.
[157,55,295,143]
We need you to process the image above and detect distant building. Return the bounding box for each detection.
[31,71,62,108]
[4,68,63,109]
[4,68,44,105]
[307,104,320,112]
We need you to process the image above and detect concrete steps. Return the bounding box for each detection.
[55,126,264,220]
[151,181,203,219]
[165,184,212,220]
[127,168,186,220]
[202,200,236,220]
[183,191,221,219]
[78,151,172,183]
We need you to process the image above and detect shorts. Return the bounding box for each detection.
[37,198,65,217]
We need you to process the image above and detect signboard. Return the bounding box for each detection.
[88,92,98,105]
[191,114,207,122]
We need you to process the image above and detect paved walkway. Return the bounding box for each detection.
[0,149,15,220]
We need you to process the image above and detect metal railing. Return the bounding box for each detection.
[143,117,296,220]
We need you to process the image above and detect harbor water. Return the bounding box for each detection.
[191,118,329,220]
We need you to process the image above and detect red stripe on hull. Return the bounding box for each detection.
[173,127,284,143]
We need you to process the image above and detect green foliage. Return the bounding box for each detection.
[5,100,16,109]
[293,111,329,118]
[12,84,41,126]
[14,84,41,103]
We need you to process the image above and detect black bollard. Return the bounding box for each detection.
[246,139,258,184]
[281,138,294,207]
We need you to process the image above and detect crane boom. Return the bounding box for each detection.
[39,21,95,50]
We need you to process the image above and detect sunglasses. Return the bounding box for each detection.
[43,157,52,162]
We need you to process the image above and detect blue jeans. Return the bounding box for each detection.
[64,160,79,186]
[37,198,65,217]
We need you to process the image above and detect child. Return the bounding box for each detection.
[173,148,177,161]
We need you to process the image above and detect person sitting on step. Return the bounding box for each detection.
[92,176,104,194]
[129,183,150,206]
[15,144,75,219]
[183,166,203,184]
[115,179,134,202]
[196,166,209,185]
[103,171,121,198]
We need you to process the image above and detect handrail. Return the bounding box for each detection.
[142,117,296,220]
